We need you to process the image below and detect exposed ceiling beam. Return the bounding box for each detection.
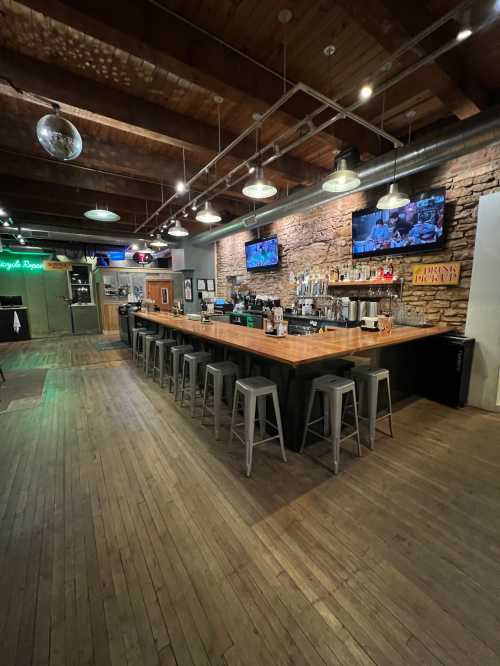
[13,0,387,156]
[0,112,250,219]
[0,47,324,186]
[334,0,487,120]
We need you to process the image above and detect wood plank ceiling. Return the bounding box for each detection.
[0,0,498,238]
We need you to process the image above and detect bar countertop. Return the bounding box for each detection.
[136,311,454,366]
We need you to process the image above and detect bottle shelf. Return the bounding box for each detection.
[328,278,402,287]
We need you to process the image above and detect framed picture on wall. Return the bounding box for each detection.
[197,278,207,291]
[161,287,170,305]
[206,278,215,292]
[184,277,193,302]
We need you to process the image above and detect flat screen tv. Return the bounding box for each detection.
[352,187,446,258]
[245,236,280,271]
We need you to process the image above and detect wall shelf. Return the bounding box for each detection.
[328,279,402,287]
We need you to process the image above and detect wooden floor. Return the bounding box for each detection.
[1,335,499,666]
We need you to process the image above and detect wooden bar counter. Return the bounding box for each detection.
[136,311,453,451]
[136,311,452,367]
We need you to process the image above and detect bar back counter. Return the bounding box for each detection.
[135,311,453,450]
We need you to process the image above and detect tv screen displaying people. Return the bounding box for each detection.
[245,236,280,271]
[352,189,445,258]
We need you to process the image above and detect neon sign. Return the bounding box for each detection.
[0,257,44,272]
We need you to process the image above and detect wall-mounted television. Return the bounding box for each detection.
[245,236,280,272]
[352,188,446,258]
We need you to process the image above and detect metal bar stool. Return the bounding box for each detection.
[352,367,394,449]
[135,329,152,366]
[168,344,194,399]
[132,326,147,362]
[229,376,287,477]
[153,338,177,387]
[300,375,361,475]
[180,351,212,416]
[143,331,163,376]
[201,361,239,439]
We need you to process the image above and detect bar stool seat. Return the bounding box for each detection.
[201,361,239,439]
[169,345,194,399]
[153,338,176,386]
[300,374,361,475]
[229,376,287,477]
[352,367,394,449]
[180,351,212,416]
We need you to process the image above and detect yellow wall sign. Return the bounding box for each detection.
[412,261,461,286]
[43,260,72,271]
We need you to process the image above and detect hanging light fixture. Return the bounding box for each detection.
[242,166,278,199]
[36,104,82,161]
[150,234,169,247]
[196,200,221,224]
[84,206,120,222]
[456,9,472,41]
[377,147,410,210]
[322,158,360,193]
[168,219,189,237]
[242,123,277,200]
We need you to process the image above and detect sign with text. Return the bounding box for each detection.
[412,261,461,286]
[0,255,44,272]
[43,260,72,271]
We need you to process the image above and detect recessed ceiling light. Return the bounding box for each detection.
[359,85,373,101]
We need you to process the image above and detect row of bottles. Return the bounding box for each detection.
[330,262,398,282]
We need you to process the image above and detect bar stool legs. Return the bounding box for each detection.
[229,376,286,477]
[353,367,394,449]
[180,351,211,416]
[201,361,239,439]
[301,375,361,474]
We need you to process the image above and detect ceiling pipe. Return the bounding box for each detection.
[193,104,500,246]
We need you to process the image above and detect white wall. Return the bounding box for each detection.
[465,191,500,412]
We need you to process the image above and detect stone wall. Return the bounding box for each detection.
[216,144,500,332]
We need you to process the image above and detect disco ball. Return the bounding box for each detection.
[133,251,154,265]
[36,113,83,161]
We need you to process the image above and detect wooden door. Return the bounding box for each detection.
[146,279,174,312]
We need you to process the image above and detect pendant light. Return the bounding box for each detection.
[242,124,277,200]
[376,147,410,210]
[36,104,82,161]
[242,166,278,199]
[322,158,360,193]
[84,205,120,222]
[168,219,189,237]
[150,234,169,247]
[196,200,222,224]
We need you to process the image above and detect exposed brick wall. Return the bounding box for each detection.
[216,144,500,333]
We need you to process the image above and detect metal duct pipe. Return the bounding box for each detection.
[194,104,500,246]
